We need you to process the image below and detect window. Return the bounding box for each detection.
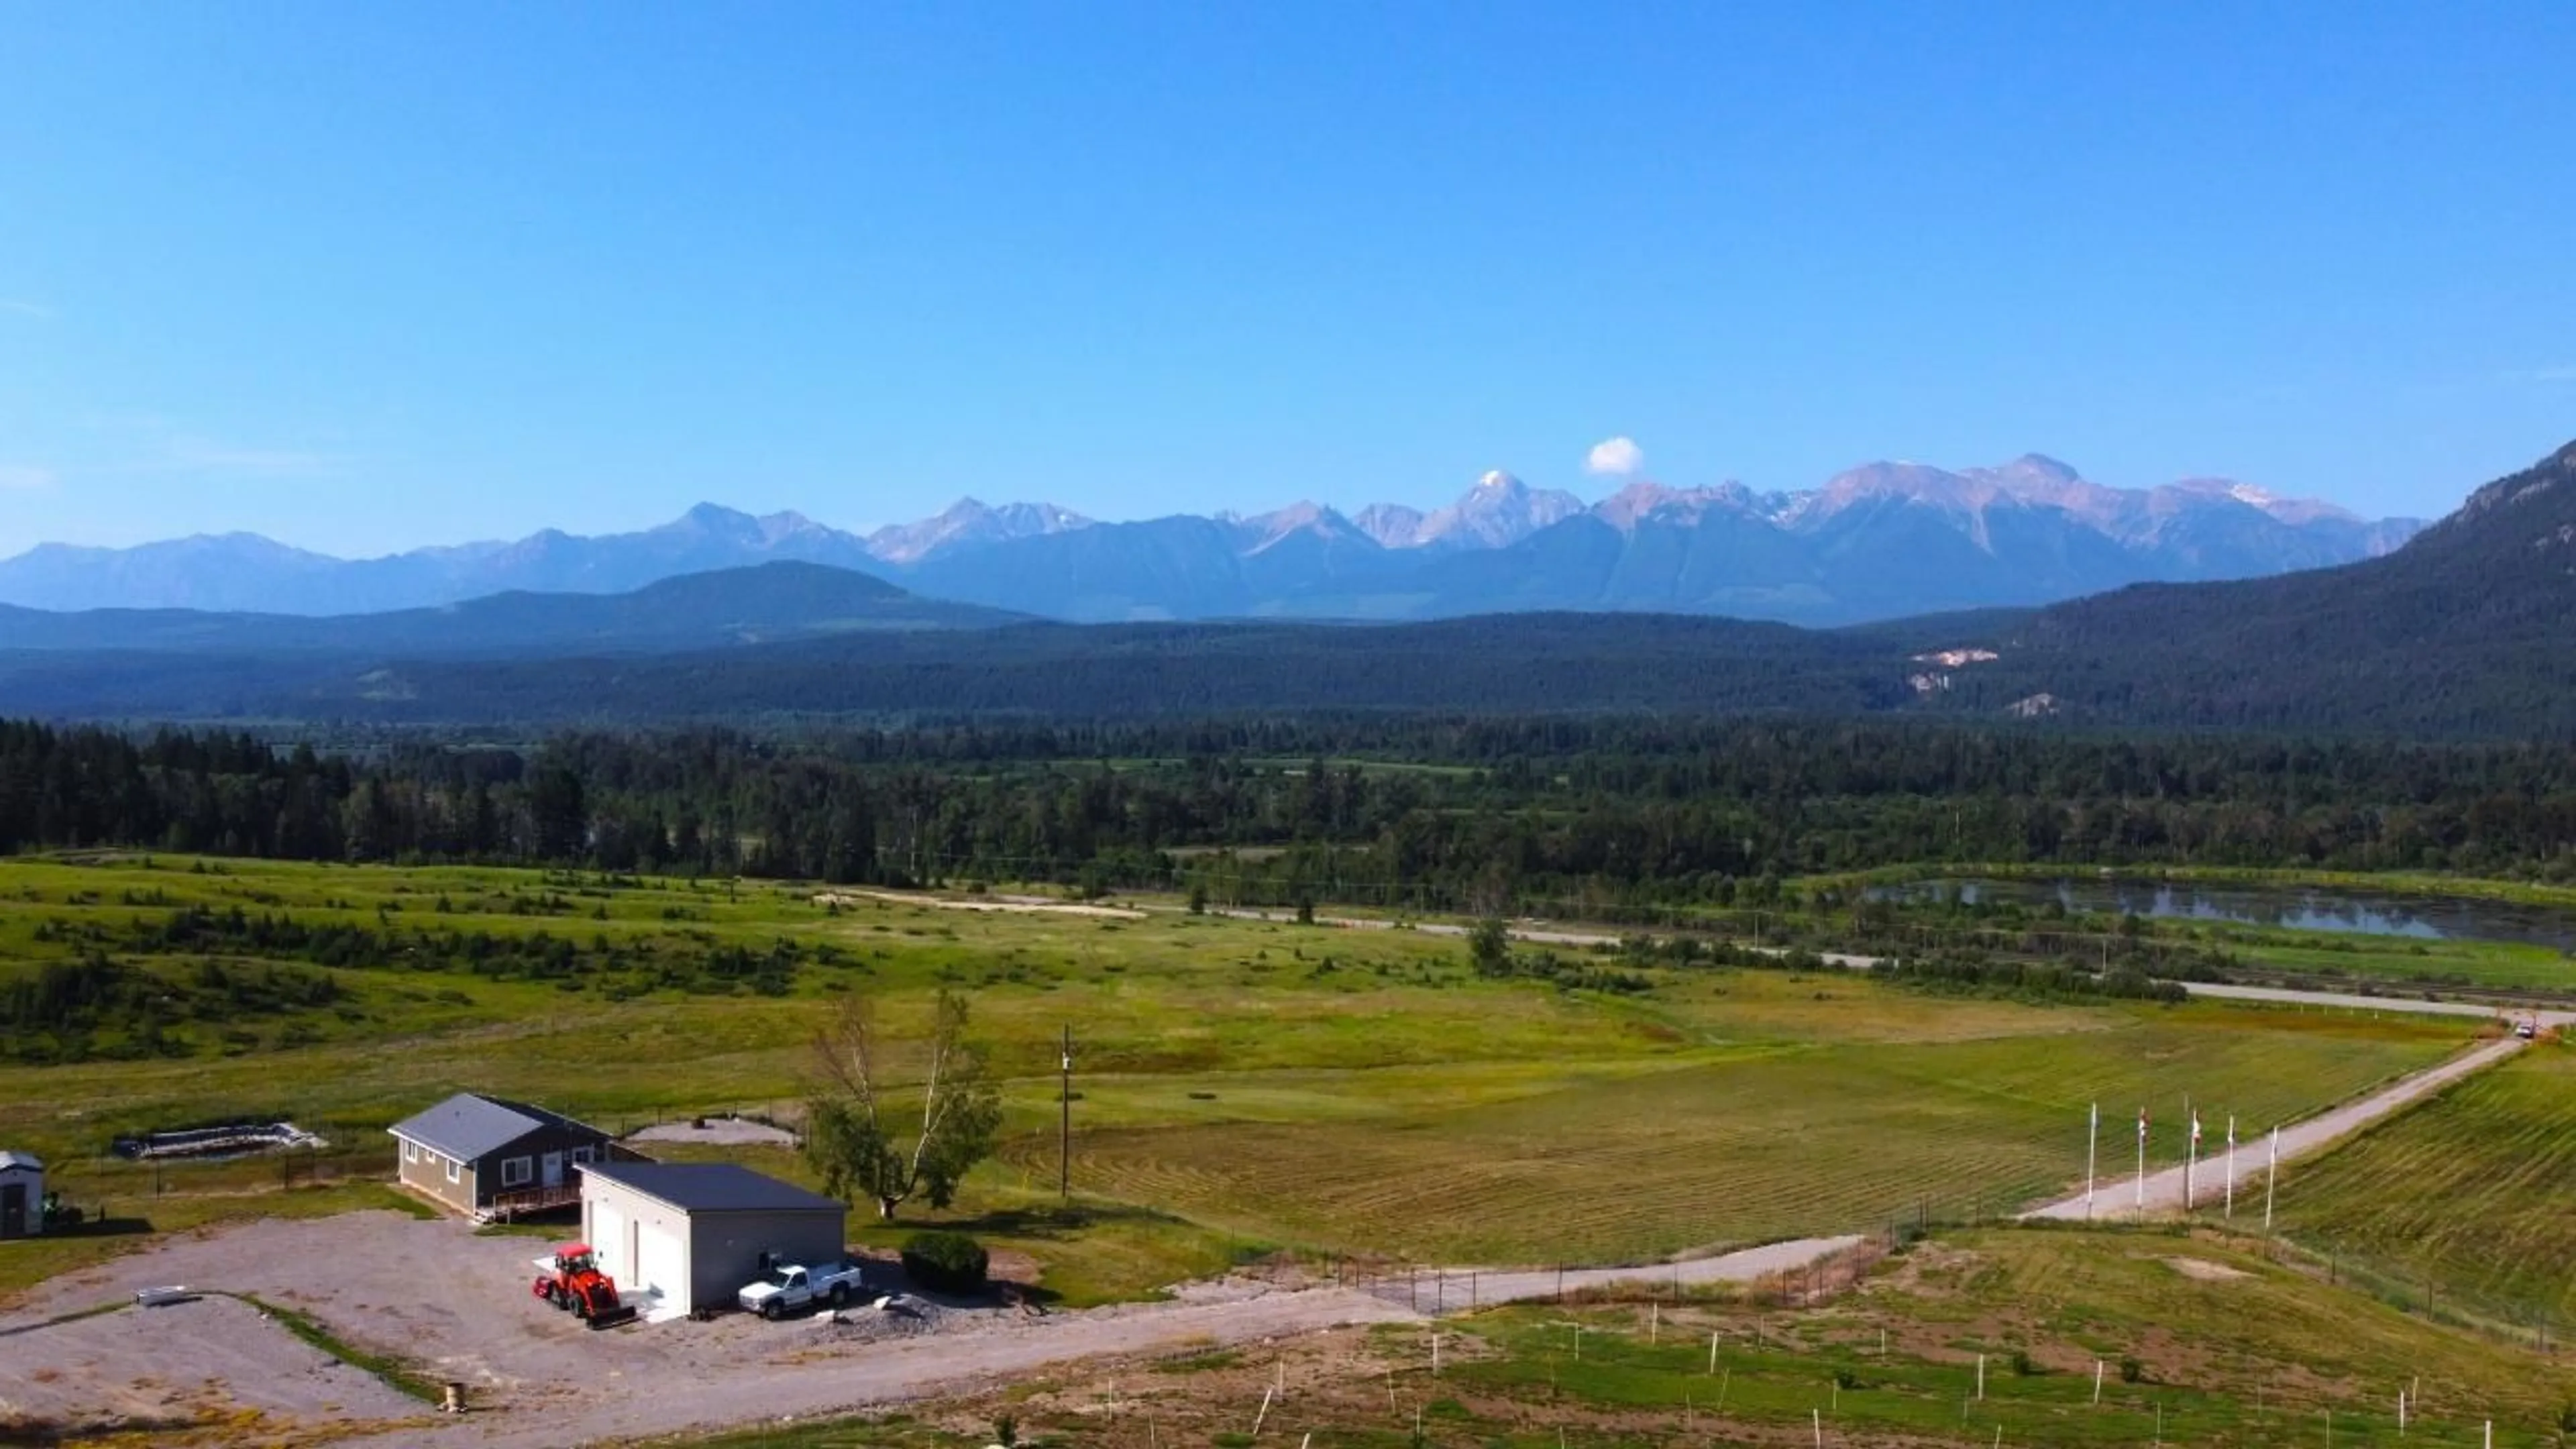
[570,1146,595,1165]
[403,1140,417,1164]
[445,1159,462,1185]
[501,1157,533,1188]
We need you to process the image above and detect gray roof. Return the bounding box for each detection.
[387,1093,604,1163]
[0,1150,40,1173]
[583,1161,844,1216]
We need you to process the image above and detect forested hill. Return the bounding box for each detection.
[0,612,1923,723]
[0,561,1021,656]
[1935,439,2576,736]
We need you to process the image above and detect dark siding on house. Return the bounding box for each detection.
[468,1122,612,1202]
[395,1121,615,1215]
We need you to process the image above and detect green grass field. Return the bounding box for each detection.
[674,1226,2576,1448]
[0,854,2485,1307]
[1059,1006,2461,1263]
[2273,1044,2576,1332]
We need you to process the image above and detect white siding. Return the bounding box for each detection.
[0,1162,42,1240]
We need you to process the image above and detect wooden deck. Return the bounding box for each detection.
[476,1183,583,1223]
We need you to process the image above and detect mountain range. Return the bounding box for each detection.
[0,438,2564,736]
[1918,437,2576,734]
[0,455,2422,627]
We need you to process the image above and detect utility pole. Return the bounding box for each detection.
[1060,1025,1074,1203]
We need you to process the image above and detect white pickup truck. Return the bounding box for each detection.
[738,1258,870,1319]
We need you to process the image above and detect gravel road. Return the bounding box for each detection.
[2180,981,2576,1024]
[2024,1033,2529,1221]
[440,1285,1417,1449]
[1363,1236,1868,1314]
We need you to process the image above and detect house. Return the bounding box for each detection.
[388,1093,617,1220]
[580,1161,847,1316]
[0,1151,40,1239]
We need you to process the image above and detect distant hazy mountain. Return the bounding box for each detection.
[0,457,2424,625]
[862,498,1091,566]
[0,561,1021,657]
[0,504,885,615]
[881,459,2425,625]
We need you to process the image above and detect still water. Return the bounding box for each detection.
[1868,878,2576,952]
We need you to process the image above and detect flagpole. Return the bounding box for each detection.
[2225,1116,2237,1220]
[2184,1096,2194,1212]
[2135,1108,2146,1210]
[2086,1102,2098,1218]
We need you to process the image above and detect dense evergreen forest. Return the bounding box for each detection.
[4,718,2572,912]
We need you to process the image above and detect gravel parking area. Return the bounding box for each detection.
[0,1210,1413,1447]
[627,1116,799,1148]
[0,1292,427,1441]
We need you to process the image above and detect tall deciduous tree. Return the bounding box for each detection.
[802,989,1002,1221]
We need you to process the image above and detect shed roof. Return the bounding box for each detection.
[583,1161,844,1216]
[0,1150,40,1173]
[387,1093,603,1163]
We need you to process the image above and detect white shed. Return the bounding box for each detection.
[579,1162,845,1316]
[0,1150,42,1238]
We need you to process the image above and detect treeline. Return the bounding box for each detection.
[2,718,2574,906]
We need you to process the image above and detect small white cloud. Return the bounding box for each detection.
[2528,365,2576,385]
[0,465,56,491]
[0,299,51,319]
[1586,436,1645,477]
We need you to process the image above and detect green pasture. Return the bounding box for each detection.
[1057,1006,2461,1265]
[0,855,2486,1306]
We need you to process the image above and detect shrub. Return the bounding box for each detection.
[2011,1350,2037,1377]
[2119,1355,2145,1384]
[900,1230,989,1294]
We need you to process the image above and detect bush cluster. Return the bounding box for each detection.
[900,1230,989,1293]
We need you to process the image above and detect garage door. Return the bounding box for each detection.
[636,1224,688,1313]
[592,1203,626,1281]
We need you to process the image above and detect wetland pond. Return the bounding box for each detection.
[1867,877,2576,953]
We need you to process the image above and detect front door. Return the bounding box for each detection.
[542,1152,564,1189]
[1,1183,25,1238]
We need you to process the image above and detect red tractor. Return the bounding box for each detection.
[531,1243,638,1329]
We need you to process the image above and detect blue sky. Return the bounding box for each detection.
[4,3,2572,557]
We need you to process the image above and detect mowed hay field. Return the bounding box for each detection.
[2275,1044,2576,1329]
[0,854,2479,1301]
[1057,1007,2466,1264]
[678,1226,2576,1449]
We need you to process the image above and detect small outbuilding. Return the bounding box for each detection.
[579,1161,847,1316]
[0,1151,42,1238]
[388,1093,618,1220]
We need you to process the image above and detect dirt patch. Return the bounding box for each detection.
[0,1294,427,1441]
[815,890,1147,920]
[2163,1256,2251,1283]
[627,1116,799,1148]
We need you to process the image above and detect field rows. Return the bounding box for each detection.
[1057,1012,2467,1263]
[2275,1046,2576,1326]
